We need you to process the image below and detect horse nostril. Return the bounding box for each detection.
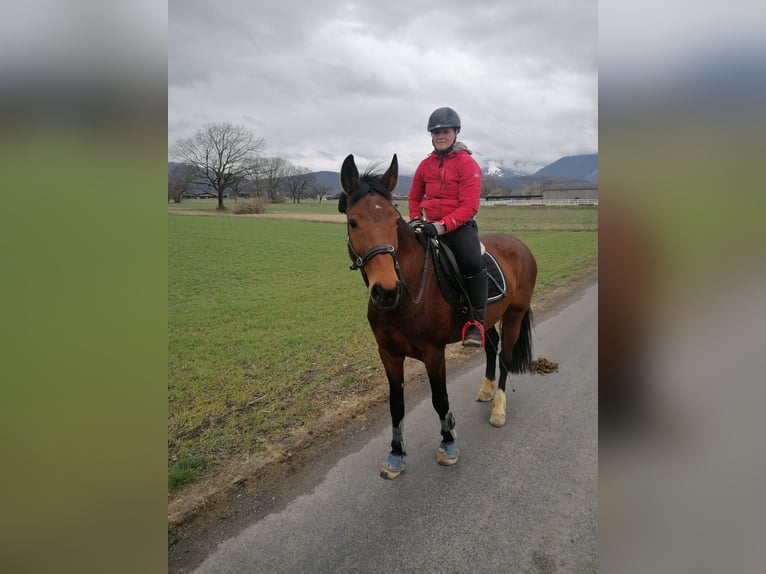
[371,283,401,309]
[371,283,386,300]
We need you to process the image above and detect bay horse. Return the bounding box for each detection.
[339,154,537,479]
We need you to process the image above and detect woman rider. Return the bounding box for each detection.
[408,106,487,347]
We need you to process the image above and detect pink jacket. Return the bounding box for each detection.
[407,143,482,232]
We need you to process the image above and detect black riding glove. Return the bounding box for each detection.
[422,223,439,238]
[408,218,424,231]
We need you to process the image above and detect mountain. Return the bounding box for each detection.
[168,161,217,196]
[533,154,598,183]
[169,153,597,200]
[309,171,413,197]
[484,160,528,178]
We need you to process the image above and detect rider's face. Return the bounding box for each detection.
[431,128,456,152]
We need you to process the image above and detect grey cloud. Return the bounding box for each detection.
[169,1,597,174]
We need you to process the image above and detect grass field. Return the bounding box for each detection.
[168,204,597,490]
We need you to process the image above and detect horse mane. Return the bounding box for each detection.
[338,168,393,213]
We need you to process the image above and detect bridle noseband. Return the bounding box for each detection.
[346,231,403,283]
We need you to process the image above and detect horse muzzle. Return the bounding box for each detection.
[370,281,403,310]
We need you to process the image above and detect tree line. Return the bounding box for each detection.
[169,122,333,208]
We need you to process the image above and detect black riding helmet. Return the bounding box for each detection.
[427,107,461,133]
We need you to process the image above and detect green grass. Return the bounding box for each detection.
[168,457,210,491]
[169,216,381,472]
[517,231,597,292]
[167,197,221,211]
[477,204,598,232]
[168,206,597,489]
[477,205,598,292]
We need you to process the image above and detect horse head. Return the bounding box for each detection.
[339,154,402,310]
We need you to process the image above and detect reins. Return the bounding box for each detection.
[402,229,430,304]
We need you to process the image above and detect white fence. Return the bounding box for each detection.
[481,198,598,207]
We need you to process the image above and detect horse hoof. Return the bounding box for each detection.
[475,377,495,402]
[436,442,459,466]
[489,412,506,427]
[380,453,405,479]
[380,466,403,480]
[489,389,507,427]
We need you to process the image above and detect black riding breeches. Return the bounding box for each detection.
[438,220,482,276]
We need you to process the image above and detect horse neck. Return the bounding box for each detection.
[396,219,428,281]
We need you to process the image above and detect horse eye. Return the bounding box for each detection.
[348,219,358,229]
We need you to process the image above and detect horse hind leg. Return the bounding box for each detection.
[490,349,509,427]
[490,308,533,428]
[476,326,500,402]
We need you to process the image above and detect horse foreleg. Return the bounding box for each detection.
[476,326,500,402]
[379,348,406,479]
[424,348,459,466]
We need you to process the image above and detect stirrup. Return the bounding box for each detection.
[461,320,485,347]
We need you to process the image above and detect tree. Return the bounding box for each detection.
[255,156,290,202]
[311,182,333,203]
[171,122,264,210]
[246,157,267,198]
[284,165,314,204]
[168,163,198,203]
[521,180,545,197]
[481,175,499,198]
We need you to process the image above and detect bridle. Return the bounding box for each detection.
[346,217,430,305]
[346,226,403,284]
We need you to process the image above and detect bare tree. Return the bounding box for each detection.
[521,180,545,197]
[171,122,264,210]
[257,156,290,202]
[311,182,333,203]
[245,157,266,198]
[284,165,314,204]
[481,175,499,198]
[168,163,198,203]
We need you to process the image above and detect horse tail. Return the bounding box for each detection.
[509,308,533,374]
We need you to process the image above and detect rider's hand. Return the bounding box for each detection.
[408,218,424,231]
[422,221,446,238]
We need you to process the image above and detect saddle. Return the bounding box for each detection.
[429,237,508,312]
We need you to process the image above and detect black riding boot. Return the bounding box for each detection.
[462,269,487,347]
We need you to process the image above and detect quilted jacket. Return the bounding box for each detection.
[407,142,482,232]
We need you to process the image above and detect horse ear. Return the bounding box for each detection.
[340,154,359,195]
[380,154,398,194]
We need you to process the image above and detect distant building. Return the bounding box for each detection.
[542,183,598,201]
[481,181,598,206]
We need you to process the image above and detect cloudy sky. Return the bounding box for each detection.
[169,0,597,175]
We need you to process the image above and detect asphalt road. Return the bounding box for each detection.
[192,283,597,574]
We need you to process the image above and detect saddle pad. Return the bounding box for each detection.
[484,251,507,303]
[432,241,508,310]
